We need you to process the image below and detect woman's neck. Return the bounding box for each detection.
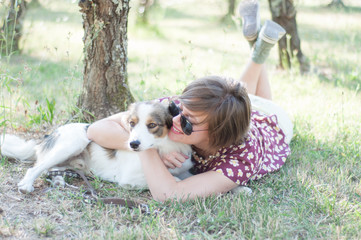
[193,143,218,158]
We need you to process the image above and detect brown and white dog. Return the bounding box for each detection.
[0,101,193,194]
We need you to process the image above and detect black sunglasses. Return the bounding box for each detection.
[168,101,207,135]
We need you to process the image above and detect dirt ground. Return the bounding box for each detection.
[0,150,152,239]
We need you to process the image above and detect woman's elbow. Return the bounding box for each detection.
[152,194,168,203]
[86,123,97,141]
[86,120,109,141]
[150,189,191,203]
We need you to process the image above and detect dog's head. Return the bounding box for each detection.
[126,101,173,151]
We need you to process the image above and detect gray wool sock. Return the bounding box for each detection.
[238,0,260,47]
[252,20,286,64]
[247,27,260,48]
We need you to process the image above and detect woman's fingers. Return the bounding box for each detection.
[161,152,189,169]
[163,160,176,169]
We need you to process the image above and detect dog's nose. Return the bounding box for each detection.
[129,140,141,150]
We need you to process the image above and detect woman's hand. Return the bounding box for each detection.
[161,152,189,169]
[139,149,238,202]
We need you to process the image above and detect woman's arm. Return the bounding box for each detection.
[87,112,130,150]
[139,149,238,202]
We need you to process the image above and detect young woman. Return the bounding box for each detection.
[87,0,293,201]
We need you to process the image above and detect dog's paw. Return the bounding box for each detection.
[18,181,34,194]
[51,176,65,187]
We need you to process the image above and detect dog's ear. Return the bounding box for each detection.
[117,103,136,131]
[165,112,173,129]
[125,103,136,122]
[127,102,137,112]
[157,99,173,129]
[164,103,173,129]
[160,98,170,107]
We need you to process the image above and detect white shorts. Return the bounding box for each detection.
[249,94,293,144]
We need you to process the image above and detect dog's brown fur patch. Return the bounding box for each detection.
[148,103,172,138]
[127,101,173,138]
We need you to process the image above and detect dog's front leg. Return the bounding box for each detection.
[18,148,89,193]
[18,165,45,193]
[18,150,81,193]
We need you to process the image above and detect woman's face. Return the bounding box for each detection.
[168,104,209,149]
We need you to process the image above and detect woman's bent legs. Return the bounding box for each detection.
[255,65,272,100]
[240,61,272,100]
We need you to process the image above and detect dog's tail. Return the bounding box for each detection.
[0,134,36,163]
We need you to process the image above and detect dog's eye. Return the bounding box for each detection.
[129,121,135,127]
[147,123,157,129]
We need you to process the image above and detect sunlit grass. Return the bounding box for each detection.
[21,1,83,61]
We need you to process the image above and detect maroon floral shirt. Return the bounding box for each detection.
[192,110,291,185]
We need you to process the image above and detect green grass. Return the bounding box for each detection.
[1,0,361,239]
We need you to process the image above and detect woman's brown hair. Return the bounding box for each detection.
[179,76,251,150]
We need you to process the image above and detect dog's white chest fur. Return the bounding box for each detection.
[86,143,147,188]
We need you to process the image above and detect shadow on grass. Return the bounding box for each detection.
[343,5,361,13]
[0,54,83,110]
[316,69,360,92]
[324,5,361,13]
[299,20,361,92]
[132,21,168,40]
[2,54,82,81]
[26,2,81,24]
[299,3,361,14]
[242,122,361,237]
[163,7,210,21]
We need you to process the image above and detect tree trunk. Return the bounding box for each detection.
[227,0,236,16]
[0,0,27,55]
[327,0,346,8]
[137,0,156,24]
[28,0,42,8]
[268,0,310,74]
[221,0,237,23]
[77,0,134,122]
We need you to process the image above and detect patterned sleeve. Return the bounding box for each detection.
[157,96,179,104]
[211,141,259,186]
[209,111,291,186]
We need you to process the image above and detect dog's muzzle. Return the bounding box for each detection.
[129,140,141,151]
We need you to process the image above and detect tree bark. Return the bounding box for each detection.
[0,0,27,55]
[328,0,346,8]
[268,0,310,73]
[77,0,134,121]
[227,0,236,16]
[221,0,237,23]
[137,0,156,24]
